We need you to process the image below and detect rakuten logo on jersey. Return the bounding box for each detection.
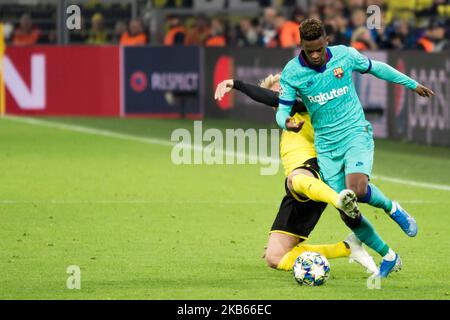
[307,86,349,105]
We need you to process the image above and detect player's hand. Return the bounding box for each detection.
[214,79,234,101]
[414,84,434,98]
[285,118,304,132]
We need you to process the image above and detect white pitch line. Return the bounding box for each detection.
[0,199,443,205]
[0,199,279,205]
[371,175,450,192]
[2,116,277,165]
[3,116,450,192]
[363,200,443,204]
[2,115,175,148]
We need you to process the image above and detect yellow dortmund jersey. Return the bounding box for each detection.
[280,112,317,177]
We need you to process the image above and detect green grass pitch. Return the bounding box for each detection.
[0,116,449,300]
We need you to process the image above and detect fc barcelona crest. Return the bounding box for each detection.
[333,67,344,79]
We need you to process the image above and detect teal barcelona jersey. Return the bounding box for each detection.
[278,45,376,153]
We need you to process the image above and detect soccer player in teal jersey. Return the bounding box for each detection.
[276,19,434,277]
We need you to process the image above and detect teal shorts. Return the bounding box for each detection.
[317,130,374,193]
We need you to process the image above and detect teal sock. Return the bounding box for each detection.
[352,215,389,257]
[359,183,393,212]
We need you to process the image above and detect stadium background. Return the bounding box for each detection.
[0,0,450,300]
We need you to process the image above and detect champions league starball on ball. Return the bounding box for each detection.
[293,252,331,286]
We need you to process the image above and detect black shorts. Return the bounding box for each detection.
[270,158,327,240]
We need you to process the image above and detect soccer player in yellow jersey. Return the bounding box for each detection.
[215,76,378,273]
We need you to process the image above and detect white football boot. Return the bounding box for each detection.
[337,189,361,219]
[344,233,379,275]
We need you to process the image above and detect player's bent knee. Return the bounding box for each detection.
[265,233,299,269]
[287,174,294,191]
[264,251,283,269]
[287,171,311,193]
[348,183,368,199]
[287,172,300,192]
[356,185,369,199]
[264,253,279,268]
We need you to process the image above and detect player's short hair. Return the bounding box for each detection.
[259,73,281,89]
[300,18,326,41]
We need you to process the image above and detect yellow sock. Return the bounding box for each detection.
[277,241,350,271]
[291,174,340,207]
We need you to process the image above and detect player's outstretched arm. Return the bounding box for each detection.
[369,60,434,98]
[214,79,307,112]
[215,79,278,107]
[234,80,280,106]
[349,46,434,98]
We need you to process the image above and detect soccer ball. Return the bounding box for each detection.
[293,251,330,286]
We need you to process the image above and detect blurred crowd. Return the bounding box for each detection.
[3,12,149,47]
[3,0,450,52]
[162,0,450,52]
